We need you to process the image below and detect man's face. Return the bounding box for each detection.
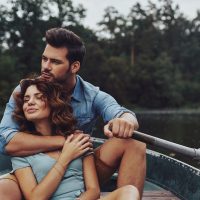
[41,44,71,82]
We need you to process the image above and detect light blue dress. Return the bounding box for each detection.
[11,153,85,200]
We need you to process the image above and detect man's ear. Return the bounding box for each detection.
[71,61,80,73]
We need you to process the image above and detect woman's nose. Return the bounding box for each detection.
[27,97,35,105]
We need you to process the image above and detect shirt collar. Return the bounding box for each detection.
[71,75,82,102]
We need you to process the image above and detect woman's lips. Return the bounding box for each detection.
[26,108,38,113]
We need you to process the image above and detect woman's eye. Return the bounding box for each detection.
[36,95,44,100]
[23,99,29,103]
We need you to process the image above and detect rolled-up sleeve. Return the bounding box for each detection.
[0,86,20,153]
[0,134,6,154]
[93,90,136,122]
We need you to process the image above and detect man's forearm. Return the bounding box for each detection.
[5,132,65,156]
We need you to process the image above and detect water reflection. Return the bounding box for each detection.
[137,113,200,147]
[136,112,200,168]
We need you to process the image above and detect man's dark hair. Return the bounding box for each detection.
[45,28,86,66]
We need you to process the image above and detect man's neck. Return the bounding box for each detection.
[61,75,77,94]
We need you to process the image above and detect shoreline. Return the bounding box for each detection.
[134,109,200,115]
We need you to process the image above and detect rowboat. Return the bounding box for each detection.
[92,135,200,200]
[1,132,200,200]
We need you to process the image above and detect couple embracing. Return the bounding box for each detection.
[0,28,146,200]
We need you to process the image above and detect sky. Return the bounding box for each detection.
[1,0,200,30]
[72,0,200,29]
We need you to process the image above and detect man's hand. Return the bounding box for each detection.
[104,113,139,138]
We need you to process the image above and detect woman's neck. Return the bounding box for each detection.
[34,120,52,136]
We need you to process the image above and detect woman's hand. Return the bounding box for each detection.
[58,134,92,167]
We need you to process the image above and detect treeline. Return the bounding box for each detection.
[1,0,200,109]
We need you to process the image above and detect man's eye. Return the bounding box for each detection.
[42,57,48,62]
[52,60,61,64]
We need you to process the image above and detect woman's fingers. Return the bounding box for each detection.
[64,133,93,156]
[66,134,74,142]
[78,135,90,145]
[73,133,90,142]
[80,141,93,150]
[73,135,93,153]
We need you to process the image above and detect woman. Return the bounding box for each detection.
[12,78,140,200]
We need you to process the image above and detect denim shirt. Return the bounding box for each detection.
[0,75,135,153]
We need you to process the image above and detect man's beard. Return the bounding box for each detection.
[40,70,55,82]
[41,68,72,85]
[40,70,72,85]
[56,68,72,85]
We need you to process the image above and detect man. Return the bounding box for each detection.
[0,28,146,199]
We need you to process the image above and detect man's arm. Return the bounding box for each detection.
[6,132,65,156]
[6,130,85,156]
[93,90,139,138]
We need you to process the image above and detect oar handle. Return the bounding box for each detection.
[91,131,200,160]
[133,130,200,159]
[132,130,156,145]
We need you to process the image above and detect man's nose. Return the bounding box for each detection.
[43,60,52,70]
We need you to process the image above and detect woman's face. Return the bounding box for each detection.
[23,85,51,123]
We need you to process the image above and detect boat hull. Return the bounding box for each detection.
[1,149,200,199]
[146,149,200,199]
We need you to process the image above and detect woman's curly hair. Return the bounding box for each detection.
[13,77,77,137]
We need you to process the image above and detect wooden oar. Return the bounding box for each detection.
[91,130,200,160]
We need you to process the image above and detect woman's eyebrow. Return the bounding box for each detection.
[35,92,42,96]
[24,92,42,98]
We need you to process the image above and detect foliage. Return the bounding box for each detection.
[1,0,200,109]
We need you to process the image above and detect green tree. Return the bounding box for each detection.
[48,0,86,27]
[0,0,92,108]
[0,53,21,107]
[99,56,131,104]
[0,0,88,76]
[129,53,183,108]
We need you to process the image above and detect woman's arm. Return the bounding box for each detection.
[15,134,91,200]
[15,161,67,200]
[78,154,100,200]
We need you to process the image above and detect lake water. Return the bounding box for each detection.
[1,111,200,173]
[92,111,200,168]
[136,111,200,168]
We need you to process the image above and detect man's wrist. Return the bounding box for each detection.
[52,135,65,149]
[120,113,139,130]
